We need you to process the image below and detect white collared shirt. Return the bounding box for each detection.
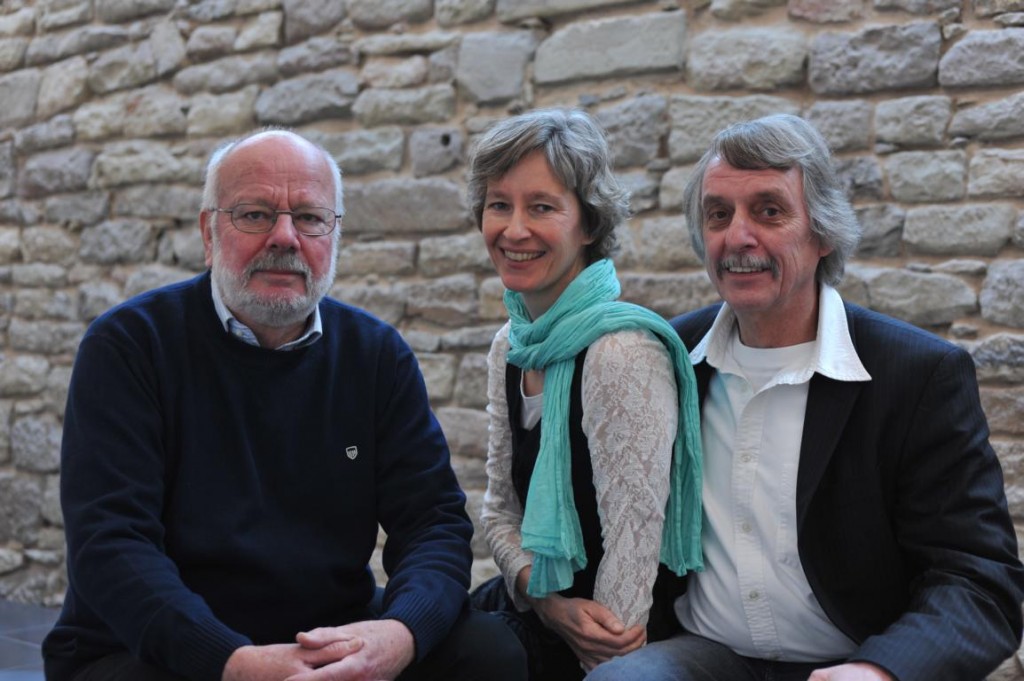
[210,276,322,351]
[676,285,871,662]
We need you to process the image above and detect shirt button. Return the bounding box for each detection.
[748,590,760,601]
[741,454,753,464]
[741,522,752,533]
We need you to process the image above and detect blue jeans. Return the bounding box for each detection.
[585,632,840,681]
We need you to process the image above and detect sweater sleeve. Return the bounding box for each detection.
[581,330,677,629]
[479,323,535,611]
[373,329,474,660]
[60,328,250,681]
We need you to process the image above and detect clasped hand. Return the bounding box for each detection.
[222,619,415,681]
[531,593,646,671]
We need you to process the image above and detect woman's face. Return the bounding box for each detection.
[481,150,592,319]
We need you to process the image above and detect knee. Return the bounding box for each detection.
[447,610,527,681]
[586,653,674,681]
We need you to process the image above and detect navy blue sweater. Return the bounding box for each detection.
[44,273,473,681]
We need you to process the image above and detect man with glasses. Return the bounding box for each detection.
[44,130,526,681]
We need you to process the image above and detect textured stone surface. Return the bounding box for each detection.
[456,31,536,104]
[886,151,966,202]
[255,69,359,125]
[668,95,800,162]
[345,178,469,234]
[410,126,463,177]
[596,95,668,169]
[981,260,1024,328]
[859,267,977,326]
[688,28,806,91]
[950,92,1024,142]
[940,30,1024,87]
[806,100,872,151]
[968,150,1024,198]
[875,96,950,147]
[352,84,456,125]
[903,204,1014,256]
[809,22,940,94]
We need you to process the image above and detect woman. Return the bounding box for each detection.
[468,108,703,680]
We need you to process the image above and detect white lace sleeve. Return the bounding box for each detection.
[479,322,534,611]
[582,329,678,629]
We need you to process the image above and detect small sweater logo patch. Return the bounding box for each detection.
[346,446,358,460]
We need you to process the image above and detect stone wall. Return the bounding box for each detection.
[0,0,1023,673]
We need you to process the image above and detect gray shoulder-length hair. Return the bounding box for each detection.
[681,113,861,286]
[467,107,630,264]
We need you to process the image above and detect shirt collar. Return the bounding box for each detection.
[690,285,871,384]
[210,275,323,351]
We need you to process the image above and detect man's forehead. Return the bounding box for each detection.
[702,158,803,199]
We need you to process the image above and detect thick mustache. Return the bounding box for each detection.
[716,255,779,278]
[243,252,311,284]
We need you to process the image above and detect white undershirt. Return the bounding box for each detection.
[676,285,871,662]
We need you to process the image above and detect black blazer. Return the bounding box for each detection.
[672,301,1024,681]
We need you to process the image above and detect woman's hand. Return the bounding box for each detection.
[531,593,646,670]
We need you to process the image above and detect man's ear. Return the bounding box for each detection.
[200,211,214,268]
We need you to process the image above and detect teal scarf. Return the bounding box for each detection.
[506,258,703,598]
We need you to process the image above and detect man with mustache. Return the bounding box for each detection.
[587,114,1024,681]
[44,130,526,681]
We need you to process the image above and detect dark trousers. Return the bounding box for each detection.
[67,596,526,681]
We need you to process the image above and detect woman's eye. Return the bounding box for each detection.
[487,201,509,211]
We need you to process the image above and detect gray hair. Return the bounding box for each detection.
[467,108,630,264]
[202,128,345,221]
[681,113,861,286]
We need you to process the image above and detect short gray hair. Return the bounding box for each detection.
[467,108,630,264]
[202,128,345,220]
[682,113,861,286]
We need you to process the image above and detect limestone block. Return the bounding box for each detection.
[354,32,460,57]
[668,95,799,162]
[46,366,72,420]
[535,11,686,85]
[0,8,35,37]
[886,150,966,202]
[282,0,348,43]
[87,41,157,95]
[345,178,469,234]
[79,219,156,265]
[124,264,194,298]
[497,0,627,21]
[255,69,359,125]
[1017,214,1024,250]
[0,69,39,129]
[0,142,12,200]
[834,156,883,201]
[11,413,60,473]
[809,22,940,94]
[186,26,237,60]
[150,19,186,77]
[331,280,407,325]
[0,547,22,575]
[113,185,203,222]
[436,406,488,459]
[904,204,1013,256]
[187,86,258,137]
[361,55,429,89]
[11,264,67,287]
[596,95,668,168]
[91,141,190,188]
[478,277,507,321]
[860,267,976,326]
[95,0,175,23]
[278,36,354,77]
[0,228,18,264]
[629,215,702,270]
[939,29,1024,87]
[0,471,43,544]
[454,353,489,409]
[875,96,950,147]
[353,84,456,125]
[72,96,126,141]
[855,204,904,257]
[405,273,478,326]
[15,289,76,321]
[972,333,1024,382]
[43,192,108,230]
[307,127,405,175]
[19,147,93,199]
[451,453,488,494]
[41,474,61,527]
[78,280,125,321]
[982,387,1024,435]
[15,115,75,154]
[874,0,958,13]
[419,232,491,278]
[440,324,504,350]
[619,271,718,318]
[235,12,282,51]
[438,0,496,26]
[0,356,49,397]
[951,92,1024,142]
[968,150,1024,198]
[806,100,872,151]
[788,0,864,23]
[975,0,1024,16]
[7,318,84,354]
[0,37,29,71]
[431,45,460,84]
[124,86,188,138]
[457,31,537,104]
[410,126,463,177]
[982,260,1024,328]
[619,171,659,214]
[659,165,693,211]
[182,0,243,22]
[337,241,416,277]
[157,229,206,272]
[21,226,76,265]
[173,54,279,95]
[348,0,433,30]
[688,28,807,91]
[464,489,489,557]
[418,352,459,401]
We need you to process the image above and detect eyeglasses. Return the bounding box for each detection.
[211,204,339,237]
